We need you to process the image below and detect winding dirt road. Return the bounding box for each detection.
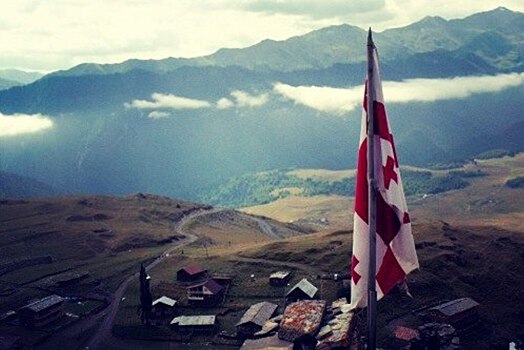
[76,208,288,349]
[82,207,226,349]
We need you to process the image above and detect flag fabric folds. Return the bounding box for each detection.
[350,44,419,309]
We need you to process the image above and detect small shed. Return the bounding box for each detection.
[269,271,291,286]
[285,278,318,302]
[236,301,278,337]
[424,297,479,326]
[176,264,207,282]
[18,294,64,327]
[187,279,224,305]
[151,296,177,318]
[170,315,216,332]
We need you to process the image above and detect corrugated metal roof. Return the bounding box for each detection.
[170,315,216,326]
[429,297,479,317]
[23,294,64,313]
[286,278,318,298]
[152,296,176,307]
[236,301,278,327]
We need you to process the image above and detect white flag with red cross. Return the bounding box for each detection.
[350,45,419,309]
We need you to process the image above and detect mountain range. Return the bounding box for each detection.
[0,69,43,90]
[0,7,523,200]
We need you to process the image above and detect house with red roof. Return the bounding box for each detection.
[186,279,224,305]
[176,264,207,282]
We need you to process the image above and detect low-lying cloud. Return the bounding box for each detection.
[273,72,524,114]
[273,82,362,115]
[230,90,268,107]
[127,90,268,117]
[0,112,54,137]
[147,111,171,119]
[383,73,524,103]
[126,93,211,110]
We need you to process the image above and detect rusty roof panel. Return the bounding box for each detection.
[278,300,326,342]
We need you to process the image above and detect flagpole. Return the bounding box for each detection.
[366,28,377,350]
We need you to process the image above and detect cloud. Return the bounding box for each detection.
[382,73,524,102]
[126,93,211,110]
[273,82,362,115]
[230,90,268,107]
[216,97,234,109]
[147,111,170,119]
[273,72,524,114]
[241,0,389,20]
[0,112,53,137]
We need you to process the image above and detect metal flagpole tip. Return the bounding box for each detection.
[367,28,374,47]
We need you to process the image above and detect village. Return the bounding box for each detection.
[0,255,484,350]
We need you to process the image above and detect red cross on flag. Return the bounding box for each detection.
[350,42,419,309]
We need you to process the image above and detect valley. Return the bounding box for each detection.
[0,154,522,349]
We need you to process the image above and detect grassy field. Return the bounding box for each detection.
[242,154,524,233]
[0,193,209,313]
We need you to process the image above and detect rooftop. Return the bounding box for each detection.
[286,278,318,298]
[241,334,293,350]
[279,300,326,342]
[22,294,64,313]
[270,271,290,279]
[178,264,206,276]
[236,301,278,327]
[170,315,216,326]
[428,297,480,316]
[187,278,223,295]
[393,326,420,342]
[152,296,176,307]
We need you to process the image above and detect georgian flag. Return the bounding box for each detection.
[350,46,419,309]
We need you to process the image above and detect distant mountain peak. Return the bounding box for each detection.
[494,6,514,12]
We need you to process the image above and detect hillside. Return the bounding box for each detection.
[0,194,206,303]
[242,153,524,232]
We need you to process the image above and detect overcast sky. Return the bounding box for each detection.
[1,0,523,72]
